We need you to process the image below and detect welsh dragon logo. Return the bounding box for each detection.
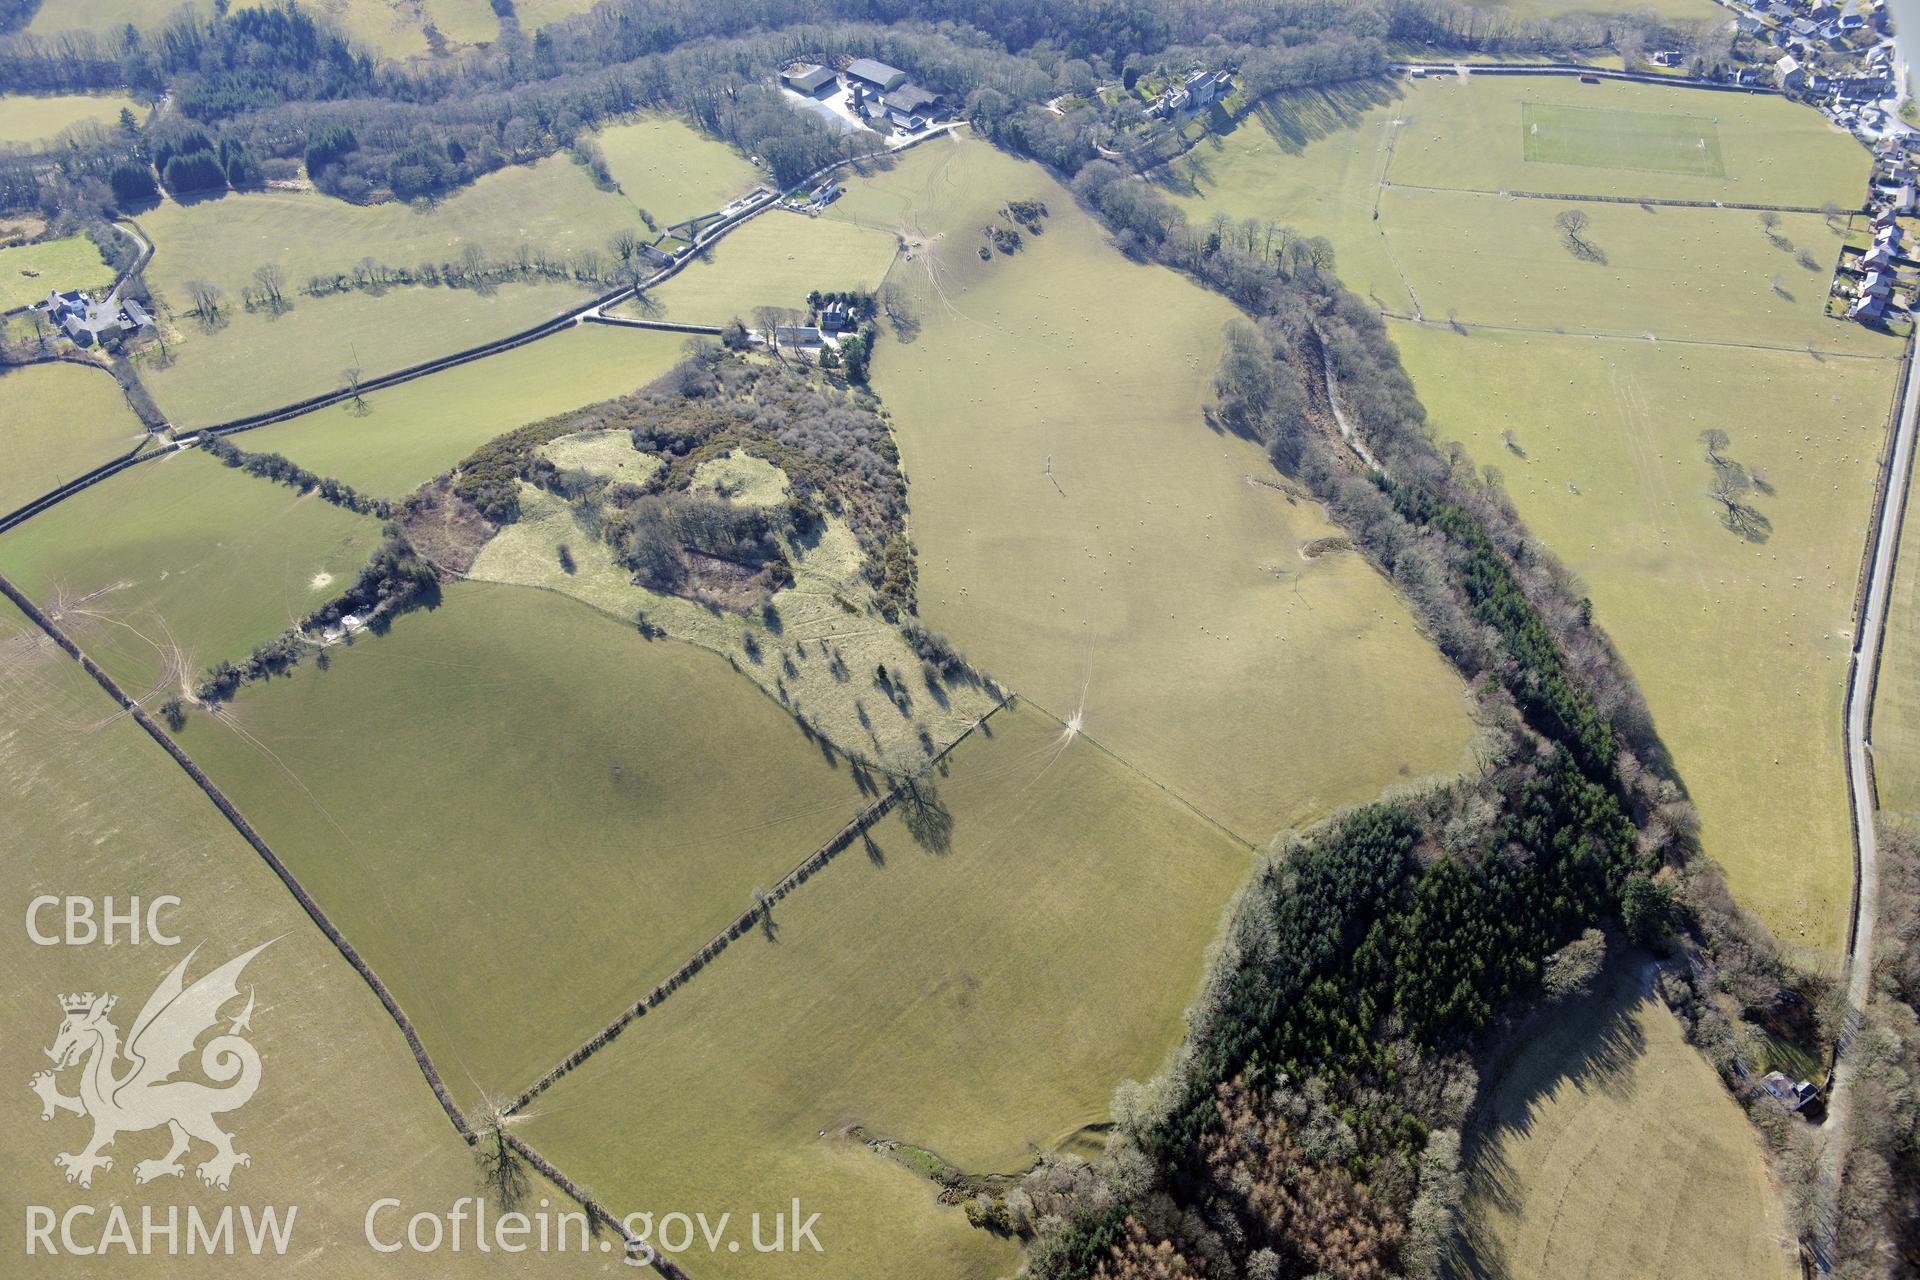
[29,941,273,1191]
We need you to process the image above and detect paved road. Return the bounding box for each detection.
[1818,332,1918,1265]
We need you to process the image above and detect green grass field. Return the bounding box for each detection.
[520,701,1250,1279]
[241,322,691,497]
[1369,191,1870,350]
[1450,959,1797,1280]
[623,213,900,326]
[1386,76,1867,204]
[140,280,591,427]
[1171,78,1868,225]
[0,450,383,699]
[26,0,213,37]
[1394,322,1892,958]
[591,116,765,227]
[174,581,866,1108]
[509,0,601,31]
[1174,75,1892,958]
[0,92,144,146]
[139,156,641,305]
[1869,478,1920,818]
[25,0,446,57]
[472,476,1003,768]
[0,363,148,516]
[833,135,1475,845]
[420,0,500,43]
[304,0,431,58]
[1521,101,1726,176]
[0,600,627,1277]
[0,234,113,312]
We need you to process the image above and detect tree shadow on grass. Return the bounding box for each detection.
[1149,76,1406,196]
[900,778,953,854]
[1446,960,1655,1280]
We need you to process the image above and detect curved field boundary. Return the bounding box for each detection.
[502,694,1012,1117]
[0,568,475,1145]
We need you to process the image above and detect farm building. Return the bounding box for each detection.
[844,58,907,93]
[1776,55,1807,91]
[37,288,147,347]
[882,83,943,115]
[781,63,836,94]
[773,325,824,346]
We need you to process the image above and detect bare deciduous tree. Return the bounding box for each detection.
[472,1100,528,1211]
[185,279,222,319]
[251,262,286,311]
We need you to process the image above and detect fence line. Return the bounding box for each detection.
[0,569,474,1145]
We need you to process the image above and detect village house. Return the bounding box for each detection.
[1775,53,1807,90]
[820,300,853,331]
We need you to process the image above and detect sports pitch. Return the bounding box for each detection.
[1521,101,1727,177]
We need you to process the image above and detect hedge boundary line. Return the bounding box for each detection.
[0,569,474,1145]
[1386,181,1858,216]
[498,1133,693,1278]
[582,314,723,335]
[502,693,1012,1117]
[1389,61,1784,94]
[0,126,964,545]
[0,443,169,535]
